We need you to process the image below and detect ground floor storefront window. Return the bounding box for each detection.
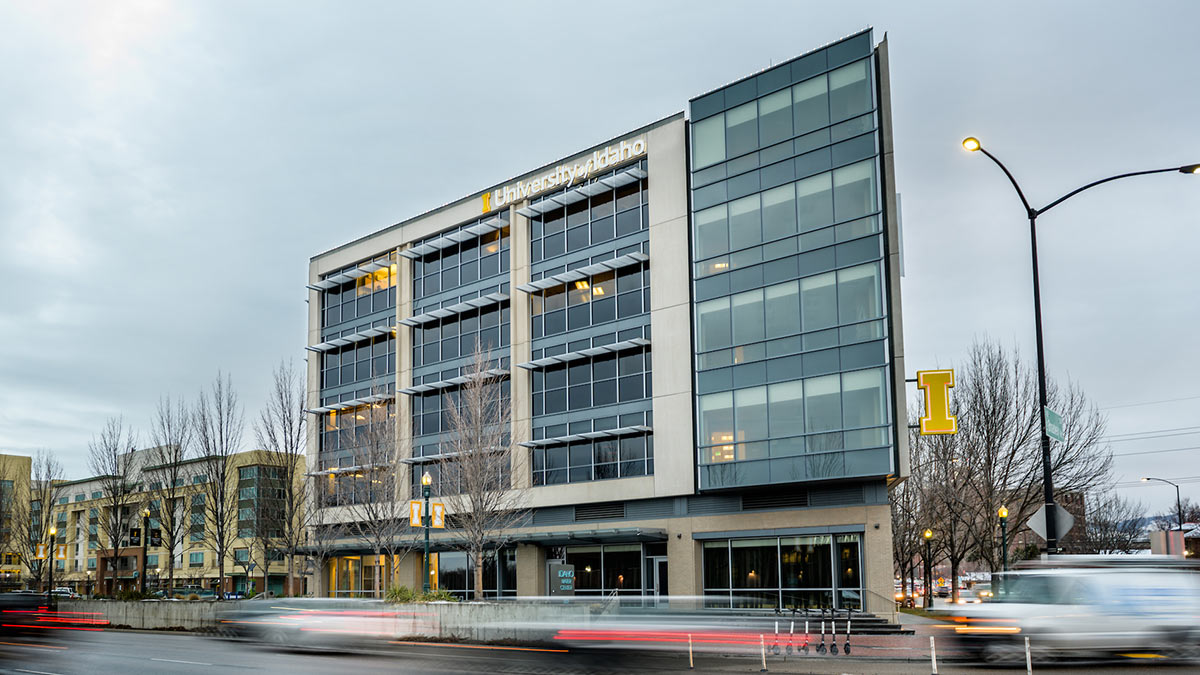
[702,533,862,609]
[431,547,516,600]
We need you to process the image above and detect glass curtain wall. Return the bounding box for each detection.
[701,534,862,609]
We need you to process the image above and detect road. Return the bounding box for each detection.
[0,630,1195,674]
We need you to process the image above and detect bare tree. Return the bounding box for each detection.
[10,451,65,591]
[341,394,414,598]
[889,464,923,604]
[913,427,976,603]
[438,346,528,601]
[146,395,192,594]
[88,418,140,596]
[308,476,348,597]
[194,372,244,599]
[254,360,310,597]
[1081,491,1146,554]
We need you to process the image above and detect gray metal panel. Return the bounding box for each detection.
[626,499,677,520]
[693,524,867,540]
[809,484,866,507]
[686,494,742,515]
[532,506,574,526]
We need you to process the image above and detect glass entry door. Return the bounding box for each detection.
[648,556,668,606]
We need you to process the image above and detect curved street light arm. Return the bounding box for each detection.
[977,147,1035,217]
[1039,167,1188,216]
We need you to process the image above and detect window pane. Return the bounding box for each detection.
[696,297,732,351]
[703,541,731,589]
[780,535,832,588]
[800,272,837,331]
[735,386,768,442]
[796,173,833,232]
[758,89,792,147]
[693,113,726,168]
[694,205,729,259]
[842,368,885,428]
[804,374,842,433]
[836,263,880,324]
[728,195,761,251]
[828,60,871,121]
[761,183,796,241]
[730,289,764,344]
[730,539,778,589]
[699,392,734,448]
[768,381,804,438]
[832,160,876,221]
[763,282,800,339]
[792,76,829,134]
[725,102,758,158]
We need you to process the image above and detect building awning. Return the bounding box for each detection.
[399,292,508,327]
[516,252,647,294]
[399,216,507,260]
[305,325,395,353]
[514,165,646,219]
[510,527,666,546]
[520,425,652,448]
[303,392,394,415]
[517,338,649,371]
[398,368,509,396]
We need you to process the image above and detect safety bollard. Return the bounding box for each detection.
[930,635,938,675]
[1025,636,1032,674]
[688,633,693,670]
[760,633,768,672]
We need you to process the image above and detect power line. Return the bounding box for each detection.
[1104,425,1200,439]
[1106,430,1200,443]
[1110,445,1200,458]
[1101,394,1200,411]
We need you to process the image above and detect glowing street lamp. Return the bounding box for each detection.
[422,471,433,594]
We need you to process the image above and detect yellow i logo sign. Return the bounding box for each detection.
[481,191,491,213]
[916,369,957,435]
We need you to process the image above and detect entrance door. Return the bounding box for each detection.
[649,556,668,606]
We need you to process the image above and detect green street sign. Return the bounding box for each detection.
[1045,407,1065,442]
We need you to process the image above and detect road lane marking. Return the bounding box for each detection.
[0,640,68,650]
[15,669,63,675]
[151,658,213,666]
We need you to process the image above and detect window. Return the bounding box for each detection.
[145,554,158,568]
[234,549,249,563]
[564,544,642,596]
[412,219,510,303]
[412,303,510,369]
[323,335,396,389]
[192,475,207,485]
[531,432,652,486]
[529,172,647,262]
[828,60,871,122]
[87,558,96,570]
[238,466,258,481]
[531,265,647,339]
[532,347,650,417]
[189,552,204,567]
[412,379,508,439]
[692,113,725,168]
[320,253,399,329]
[703,533,861,610]
[832,160,877,222]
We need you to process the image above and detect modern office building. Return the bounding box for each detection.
[306,28,907,614]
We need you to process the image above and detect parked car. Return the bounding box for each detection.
[50,588,80,599]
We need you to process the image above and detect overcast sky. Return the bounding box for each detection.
[2,1,1197,515]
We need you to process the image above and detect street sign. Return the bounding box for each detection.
[431,503,446,529]
[1026,503,1075,541]
[1045,407,1065,442]
[35,544,46,560]
[549,563,575,596]
[409,500,423,527]
[916,369,958,435]
[55,545,67,560]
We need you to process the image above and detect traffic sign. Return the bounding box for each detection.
[409,500,423,527]
[1026,503,1075,541]
[431,503,446,529]
[1045,407,1065,442]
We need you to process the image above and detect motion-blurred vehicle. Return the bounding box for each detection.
[51,587,80,599]
[944,557,1200,663]
[216,597,426,650]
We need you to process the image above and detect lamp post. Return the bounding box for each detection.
[421,471,433,594]
[86,570,93,598]
[1141,477,1184,555]
[998,506,1009,572]
[140,509,150,595]
[922,529,933,610]
[963,137,1198,554]
[47,526,57,600]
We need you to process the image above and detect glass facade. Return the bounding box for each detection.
[689,29,894,490]
[702,533,862,609]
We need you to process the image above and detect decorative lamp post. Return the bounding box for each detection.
[140,508,151,595]
[998,506,1009,598]
[421,471,433,594]
[47,526,57,599]
[922,529,933,610]
[1142,477,1184,555]
[962,137,1198,554]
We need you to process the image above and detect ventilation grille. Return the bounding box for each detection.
[742,491,810,511]
[810,485,866,507]
[626,499,676,520]
[532,506,574,526]
[687,494,742,515]
[575,502,626,521]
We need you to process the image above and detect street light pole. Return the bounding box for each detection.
[140,509,150,595]
[1142,477,1184,555]
[922,529,933,610]
[998,506,1009,573]
[421,471,432,594]
[47,526,57,601]
[963,137,1198,554]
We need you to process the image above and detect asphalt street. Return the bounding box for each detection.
[0,630,1196,675]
